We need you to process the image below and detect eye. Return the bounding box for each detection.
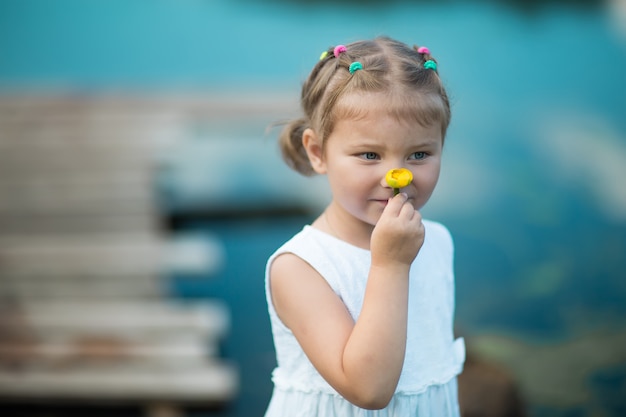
[409,152,427,160]
[361,152,379,160]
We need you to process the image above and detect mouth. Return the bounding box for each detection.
[371,195,416,207]
[373,199,389,206]
[374,194,415,200]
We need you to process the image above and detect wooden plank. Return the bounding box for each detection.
[0,96,184,138]
[11,300,231,339]
[0,156,153,171]
[0,196,156,217]
[0,201,156,218]
[0,173,155,201]
[0,100,184,138]
[0,97,187,121]
[0,234,224,278]
[0,277,164,300]
[0,214,159,236]
[0,128,182,149]
[0,155,155,179]
[0,92,295,122]
[0,361,238,403]
[0,235,167,277]
[0,335,218,365]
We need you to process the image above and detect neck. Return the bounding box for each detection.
[313,202,374,250]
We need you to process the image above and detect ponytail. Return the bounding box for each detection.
[278,117,315,176]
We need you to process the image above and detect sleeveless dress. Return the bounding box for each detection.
[264,220,465,417]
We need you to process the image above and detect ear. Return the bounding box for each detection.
[302,128,327,174]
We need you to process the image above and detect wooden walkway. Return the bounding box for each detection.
[0,93,289,415]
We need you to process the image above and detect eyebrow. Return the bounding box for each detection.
[353,137,442,147]
[412,138,442,147]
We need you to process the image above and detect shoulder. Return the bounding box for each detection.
[267,226,329,297]
[268,243,344,333]
[270,251,313,279]
[267,226,316,270]
[272,226,321,253]
[267,225,355,280]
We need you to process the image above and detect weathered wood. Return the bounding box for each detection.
[0,234,224,278]
[0,94,243,409]
[0,277,164,300]
[11,300,230,336]
[144,403,185,417]
[0,361,238,403]
[0,235,168,277]
[0,214,159,236]
[0,309,239,401]
[0,92,295,125]
[0,333,220,364]
[0,302,224,368]
[0,153,157,181]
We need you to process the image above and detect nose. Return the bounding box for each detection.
[380,173,392,188]
[381,166,414,191]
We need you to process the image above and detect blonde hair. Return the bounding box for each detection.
[279,36,451,176]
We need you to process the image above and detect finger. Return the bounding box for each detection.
[398,200,418,218]
[395,198,421,224]
[384,192,408,216]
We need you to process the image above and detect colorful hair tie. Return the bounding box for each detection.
[349,61,363,74]
[424,60,437,71]
[333,45,347,58]
[319,51,329,60]
[417,46,430,54]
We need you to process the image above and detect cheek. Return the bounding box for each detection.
[414,164,441,189]
[427,167,441,185]
[328,168,372,204]
[331,175,364,199]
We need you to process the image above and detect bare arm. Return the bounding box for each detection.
[270,193,424,409]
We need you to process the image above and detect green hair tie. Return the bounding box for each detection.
[349,61,363,74]
[424,60,437,71]
[319,51,329,60]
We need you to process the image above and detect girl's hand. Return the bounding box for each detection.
[370,193,424,268]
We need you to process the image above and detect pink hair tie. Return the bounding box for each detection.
[333,45,347,58]
[417,46,430,54]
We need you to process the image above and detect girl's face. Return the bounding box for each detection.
[307,96,443,241]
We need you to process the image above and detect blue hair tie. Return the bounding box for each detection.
[424,60,437,71]
[349,61,363,74]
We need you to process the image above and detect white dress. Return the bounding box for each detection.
[264,221,465,417]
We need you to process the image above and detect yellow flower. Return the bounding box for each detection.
[385,168,413,195]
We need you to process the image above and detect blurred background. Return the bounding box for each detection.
[0,0,625,416]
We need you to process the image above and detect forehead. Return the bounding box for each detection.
[330,106,443,148]
[334,90,447,130]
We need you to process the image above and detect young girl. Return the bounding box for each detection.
[265,36,465,416]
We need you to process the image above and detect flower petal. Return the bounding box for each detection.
[385,168,413,188]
